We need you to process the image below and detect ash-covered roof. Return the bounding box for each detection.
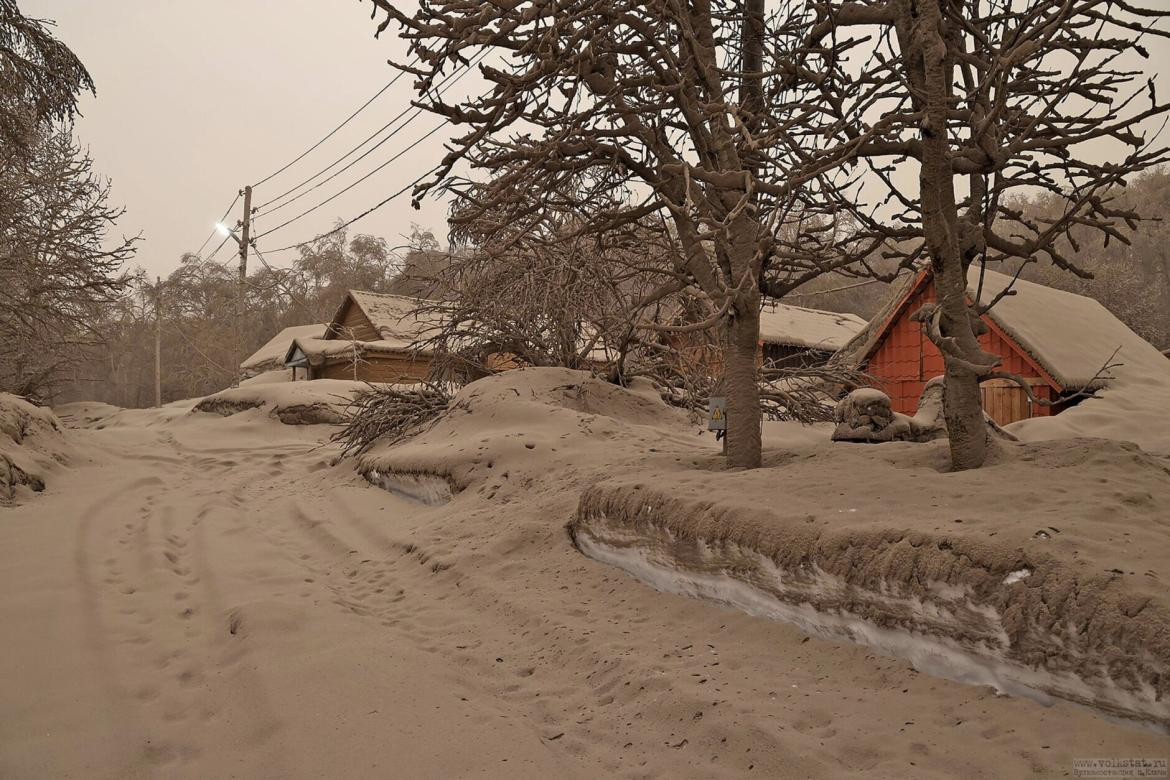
[842,266,1167,391]
[285,336,435,367]
[972,267,1166,390]
[241,323,327,371]
[757,303,867,351]
[344,291,441,348]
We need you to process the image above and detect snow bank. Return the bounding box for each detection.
[569,436,1170,731]
[571,524,1165,730]
[0,394,69,503]
[364,469,455,505]
[193,379,373,425]
[1008,350,1170,455]
[355,367,698,502]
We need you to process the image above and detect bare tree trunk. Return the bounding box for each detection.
[723,299,761,469]
[905,0,988,470]
[722,216,763,469]
[720,0,766,470]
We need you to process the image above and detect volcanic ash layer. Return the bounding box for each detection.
[570,475,1170,731]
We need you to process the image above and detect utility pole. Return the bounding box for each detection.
[236,185,253,385]
[154,275,162,408]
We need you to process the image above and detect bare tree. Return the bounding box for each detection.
[0,2,135,399]
[0,132,136,398]
[365,0,880,467]
[0,0,93,153]
[772,0,1170,468]
[412,174,686,386]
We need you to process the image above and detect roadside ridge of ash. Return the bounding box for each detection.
[272,402,344,426]
[569,451,1170,732]
[1,393,69,503]
[192,379,367,425]
[191,397,265,417]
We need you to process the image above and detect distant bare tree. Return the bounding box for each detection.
[0,132,135,397]
[414,175,684,384]
[291,224,401,321]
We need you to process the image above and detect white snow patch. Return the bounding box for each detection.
[1003,568,1032,585]
[574,527,1168,732]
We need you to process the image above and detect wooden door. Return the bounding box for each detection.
[979,379,1036,425]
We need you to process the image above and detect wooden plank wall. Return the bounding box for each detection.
[329,299,380,341]
[314,353,431,384]
[979,379,1044,425]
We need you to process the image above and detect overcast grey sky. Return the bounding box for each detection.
[22,1,454,279]
[19,2,1170,282]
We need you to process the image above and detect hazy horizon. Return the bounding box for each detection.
[21,1,457,280]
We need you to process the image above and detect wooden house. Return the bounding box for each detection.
[757,303,867,367]
[661,301,865,376]
[843,266,1162,426]
[240,323,327,378]
[283,291,437,383]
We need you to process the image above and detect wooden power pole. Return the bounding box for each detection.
[154,275,162,407]
[236,185,253,385]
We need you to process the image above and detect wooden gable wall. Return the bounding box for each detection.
[865,276,1061,425]
[328,297,380,342]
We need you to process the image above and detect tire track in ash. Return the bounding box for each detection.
[251,495,426,632]
[88,432,291,773]
[185,496,289,765]
[159,434,293,765]
[74,476,177,769]
[325,488,634,751]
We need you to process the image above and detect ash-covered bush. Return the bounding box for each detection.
[330,383,451,458]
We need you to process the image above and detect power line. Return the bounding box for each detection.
[252,50,487,217]
[193,193,241,258]
[251,65,413,189]
[205,232,235,264]
[252,103,430,219]
[259,165,439,254]
[253,120,451,241]
[252,104,420,215]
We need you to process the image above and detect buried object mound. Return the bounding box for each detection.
[569,435,1170,730]
[191,377,371,425]
[831,378,1014,443]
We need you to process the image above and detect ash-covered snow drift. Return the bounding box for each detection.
[570,484,1170,732]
